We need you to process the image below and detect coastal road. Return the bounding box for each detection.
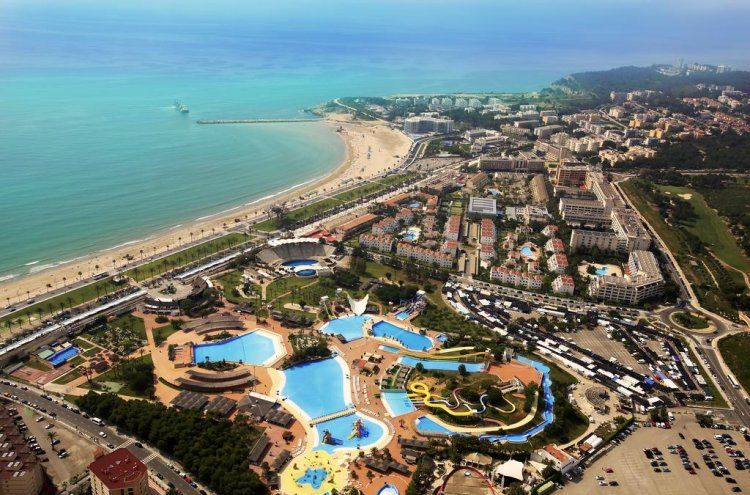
[0,383,204,494]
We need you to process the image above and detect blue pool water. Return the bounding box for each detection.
[282,356,349,420]
[378,483,400,495]
[313,412,385,453]
[381,391,416,417]
[47,347,80,367]
[282,259,316,267]
[436,334,448,343]
[379,345,401,354]
[408,202,421,208]
[595,267,608,276]
[371,321,432,351]
[395,311,411,320]
[399,356,485,372]
[520,246,534,257]
[297,467,328,490]
[321,315,370,342]
[297,268,317,277]
[193,331,278,365]
[415,416,455,436]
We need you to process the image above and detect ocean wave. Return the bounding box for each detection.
[24,260,40,266]
[244,177,319,207]
[106,239,147,251]
[0,274,17,282]
[30,263,57,274]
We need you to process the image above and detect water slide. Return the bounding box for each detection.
[408,382,487,417]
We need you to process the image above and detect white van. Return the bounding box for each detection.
[91,417,104,426]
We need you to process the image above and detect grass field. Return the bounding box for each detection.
[215,270,259,304]
[364,261,449,311]
[254,173,416,231]
[620,180,739,321]
[52,367,83,385]
[124,232,249,282]
[672,311,709,329]
[108,313,147,340]
[718,333,750,395]
[0,277,123,331]
[153,322,181,346]
[84,354,154,398]
[659,185,750,274]
[266,277,316,303]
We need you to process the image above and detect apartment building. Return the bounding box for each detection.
[570,208,651,254]
[533,124,564,139]
[587,250,665,304]
[490,266,542,290]
[359,233,394,253]
[547,253,569,274]
[372,217,400,236]
[552,275,575,295]
[89,448,149,495]
[480,243,495,261]
[0,406,45,495]
[396,242,453,269]
[535,141,574,162]
[555,162,589,187]
[441,240,459,256]
[478,156,546,173]
[480,218,496,245]
[403,115,454,134]
[544,238,565,254]
[541,224,559,238]
[444,215,462,241]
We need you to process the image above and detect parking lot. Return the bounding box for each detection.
[559,326,650,376]
[19,403,97,485]
[560,414,750,495]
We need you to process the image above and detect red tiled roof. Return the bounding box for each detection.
[89,448,147,490]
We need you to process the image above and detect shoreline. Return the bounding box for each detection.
[0,114,412,304]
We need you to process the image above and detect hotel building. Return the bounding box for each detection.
[587,250,665,304]
[89,448,149,495]
[359,233,394,253]
[396,242,453,269]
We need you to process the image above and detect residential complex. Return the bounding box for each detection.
[0,405,45,495]
[403,114,454,134]
[588,250,665,304]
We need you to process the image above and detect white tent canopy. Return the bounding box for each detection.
[348,294,369,316]
[493,459,525,481]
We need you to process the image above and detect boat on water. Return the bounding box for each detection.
[173,100,189,113]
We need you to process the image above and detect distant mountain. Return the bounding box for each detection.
[550,65,750,97]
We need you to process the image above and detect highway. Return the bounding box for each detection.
[0,383,204,494]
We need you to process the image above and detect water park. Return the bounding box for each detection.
[192,329,285,366]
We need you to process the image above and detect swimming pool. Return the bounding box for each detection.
[281,356,351,420]
[371,321,432,351]
[381,390,416,417]
[296,268,317,277]
[297,467,328,490]
[378,483,399,495]
[395,310,410,320]
[282,259,316,267]
[47,347,80,367]
[520,246,534,257]
[399,356,485,372]
[408,202,421,208]
[415,415,455,436]
[313,412,386,453]
[595,267,608,276]
[379,345,401,354]
[193,330,281,366]
[321,315,370,342]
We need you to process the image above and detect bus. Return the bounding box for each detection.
[727,373,740,390]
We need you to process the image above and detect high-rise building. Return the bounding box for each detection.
[403,115,454,134]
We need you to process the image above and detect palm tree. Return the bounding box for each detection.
[47,431,57,452]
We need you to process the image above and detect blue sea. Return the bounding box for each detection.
[1,0,748,280]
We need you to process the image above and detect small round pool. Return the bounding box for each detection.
[282,259,316,267]
[296,268,317,277]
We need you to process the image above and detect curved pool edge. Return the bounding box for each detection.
[316,411,391,454]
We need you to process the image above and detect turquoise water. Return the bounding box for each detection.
[321,315,370,342]
[595,267,608,276]
[381,391,416,417]
[281,356,350,419]
[193,331,277,365]
[371,321,432,351]
[395,311,411,320]
[414,416,455,436]
[313,412,385,453]
[399,356,485,372]
[521,246,534,257]
[282,259,316,267]
[47,346,80,367]
[297,467,328,490]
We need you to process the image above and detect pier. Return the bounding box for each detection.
[196,118,321,125]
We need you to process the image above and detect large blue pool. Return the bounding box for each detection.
[378,483,399,495]
[381,391,416,417]
[281,356,350,420]
[321,315,370,342]
[399,356,485,373]
[193,331,278,365]
[415,416,455,436]
[282,259,316,267]
[313,412,386,453]
[371,321,432,351]
[47,347,80,367]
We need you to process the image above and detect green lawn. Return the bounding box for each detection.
[718,333,750,395]
[364,261,448,310]
[266,277,316,303]
[659,185,750,274]
[153,322,181,346]
[52,368,83,385]
[24,359,52,372]
[0,277,124,331]
[254,173,416,231]
[108,313,147,340]
[672,311,709,330]
[85,355,154,398]
[83,346,103,357]
[124,232,250,281]
[73,337,94,350]
[215,270,259,304]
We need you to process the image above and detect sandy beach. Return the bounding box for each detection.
[0,115,412,305]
